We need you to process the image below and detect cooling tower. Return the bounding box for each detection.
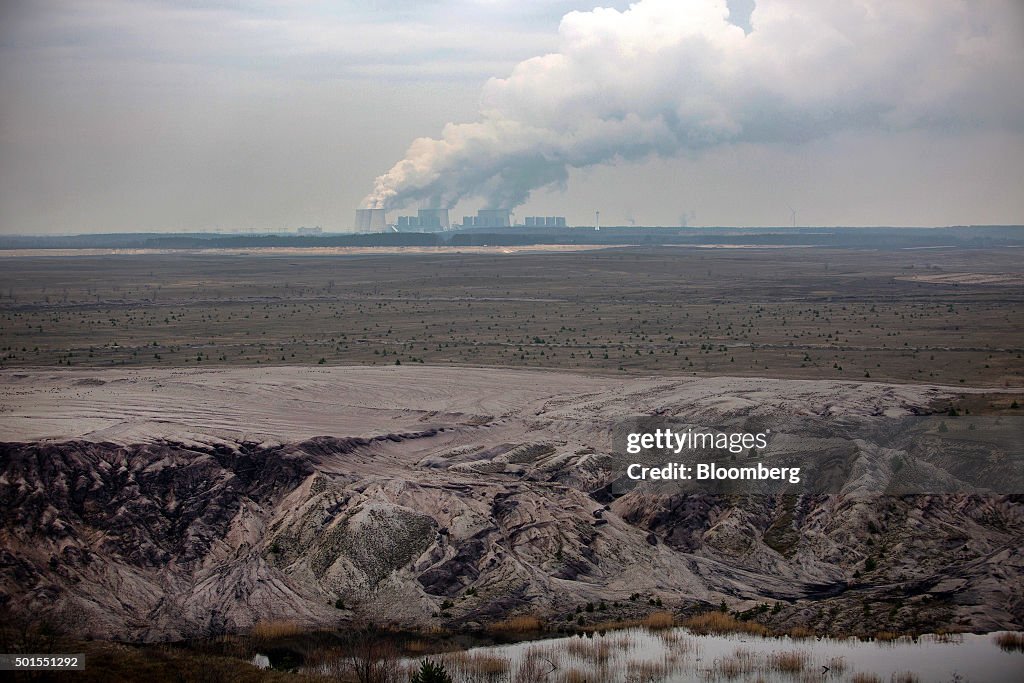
[354,208,387,232]
[417,208,450,231]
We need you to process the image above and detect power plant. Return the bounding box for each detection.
[353,207,568,232]
[523,216,566,227]
[396,208,450,231]
[354,208,387,232]
[462,209,512,228]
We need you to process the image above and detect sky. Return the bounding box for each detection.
[0,0,1022,234]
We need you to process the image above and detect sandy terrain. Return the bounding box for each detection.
[0,365,953,445]
[897,272,1024,286]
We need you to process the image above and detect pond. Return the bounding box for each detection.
[398,627,1022,682]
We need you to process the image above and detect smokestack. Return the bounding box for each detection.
[354,208,387,232]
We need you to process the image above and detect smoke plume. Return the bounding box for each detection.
[362,0,1023,211]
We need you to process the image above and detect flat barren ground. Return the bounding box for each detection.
[0,246,1021,386]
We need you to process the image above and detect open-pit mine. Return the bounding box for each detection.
[2,365,1021,642]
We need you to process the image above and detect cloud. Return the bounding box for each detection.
[363,0,1024,210]
[0,1,584,88]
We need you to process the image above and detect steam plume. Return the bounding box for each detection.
[362,0,1023,211]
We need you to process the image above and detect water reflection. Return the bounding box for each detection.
[399,627,1022,682]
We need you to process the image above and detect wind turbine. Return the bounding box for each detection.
[786,204,797,228]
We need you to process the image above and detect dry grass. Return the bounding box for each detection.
[932,629,963,644]
[441,650,511,681]
[465,652,510,675]
[642,611,676,630]
[422,624,449,636]
[489,615,545,634]
[514,645,565,683]
[560,668,588,683]
[250,619,302,641]
[514,654,551,683]
[655,628,696,654]
[851,674,882,683]
[609,632,635,650]
[714,648,756,679]
[523,643,559,660]
[565,638,592,658]
[626,658,671,680]
[767,650,808,673]
[826,655,847,674]
[873,630,900,642]
[788,626,814,639]
[994,632,1024,652]
[891,673,920,683]
[560,636,619,670]
[404,639,431,654]
[684,611,770,636]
